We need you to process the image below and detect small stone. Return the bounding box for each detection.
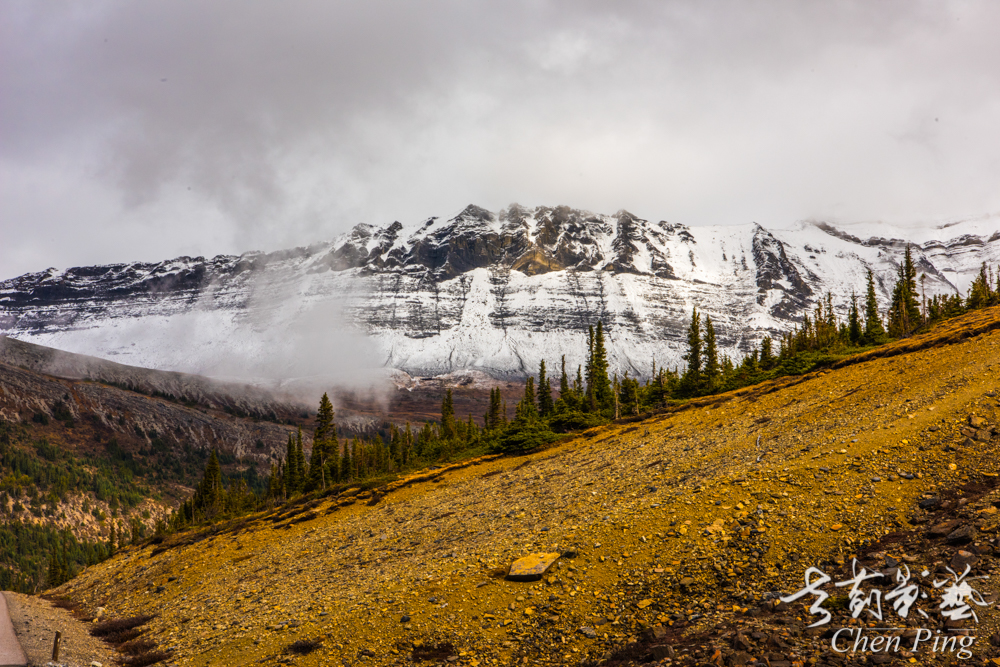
[946,525,977,544]
[949,463,958,471]
[970,415,987,428]
[636,599,653,609]
[400,615,410,623]
[506,552,561,581]
[927,519,962,538]
[579,626,597,638]
[951,550,979,572]
[830,524,842,531]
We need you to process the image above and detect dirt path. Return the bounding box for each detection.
[3,593,116,667]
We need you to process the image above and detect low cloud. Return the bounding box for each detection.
[3,1,1000,277]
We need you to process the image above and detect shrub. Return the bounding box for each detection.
[493,421,559,454]
[90,614,155,637]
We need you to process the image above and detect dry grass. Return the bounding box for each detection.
[115,650,172,667]
[286,639,322,655]
[117,638,156,655]
[90,614,155,638]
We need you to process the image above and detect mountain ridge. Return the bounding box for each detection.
[1,205,997,381]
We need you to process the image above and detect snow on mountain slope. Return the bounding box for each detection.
[1,205,997,382]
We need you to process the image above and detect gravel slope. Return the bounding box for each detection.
[54,307,1000,665]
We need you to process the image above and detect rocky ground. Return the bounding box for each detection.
[51,307,1000,666]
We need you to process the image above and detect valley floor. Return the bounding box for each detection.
[53,308,1000,666]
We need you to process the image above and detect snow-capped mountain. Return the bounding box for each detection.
[1,204,998,382]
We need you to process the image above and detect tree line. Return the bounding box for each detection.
[165,253,1000,530]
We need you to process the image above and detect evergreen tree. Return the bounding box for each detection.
[559,356,570,397]
[295,429,307,491]
[759,336,774,369]
[588,321,612,413]
[388,424,400,464]
[680,307,702,395]
[466,414,477,445]
[863,269,886,344]
[441,389,457,440]
[518,377,538,420]
[702,316,720,392]
[194,449,223,514]
[284,434,299,493]
[315,393,334,442]
[538,360,554,417]
[487,388,503,430]
[968,262,993,309]
[307,393,336,491]
[267,462,283,501]
[585,326,596,411]
[887,246,922,338]
[848,291,862,345]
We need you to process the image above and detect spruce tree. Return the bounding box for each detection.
[703,316,720,393]
[295,428,307,491]
[968,262,992,309]
[441,389,457,440]
[284,434,299,493]
[488,388,503,430]
[195,449,223,515]
[559,356,570,397]
[308,393,336,491]
[315,393,334,442]
[887,246,922,338]
[538,360,554,417]
[585,326,596,412]
[590,321,612,412]
[388,424,400,464]
[680,307,702,395]
[863,269,886,344]
[520,377,538,420]
[848,291,862,345]
[759,336,774,369]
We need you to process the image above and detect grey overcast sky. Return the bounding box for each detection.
[3,1,1000,278]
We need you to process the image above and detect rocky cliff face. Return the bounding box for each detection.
[1,205,997,380]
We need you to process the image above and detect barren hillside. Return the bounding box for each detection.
[55,307,1000,666]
